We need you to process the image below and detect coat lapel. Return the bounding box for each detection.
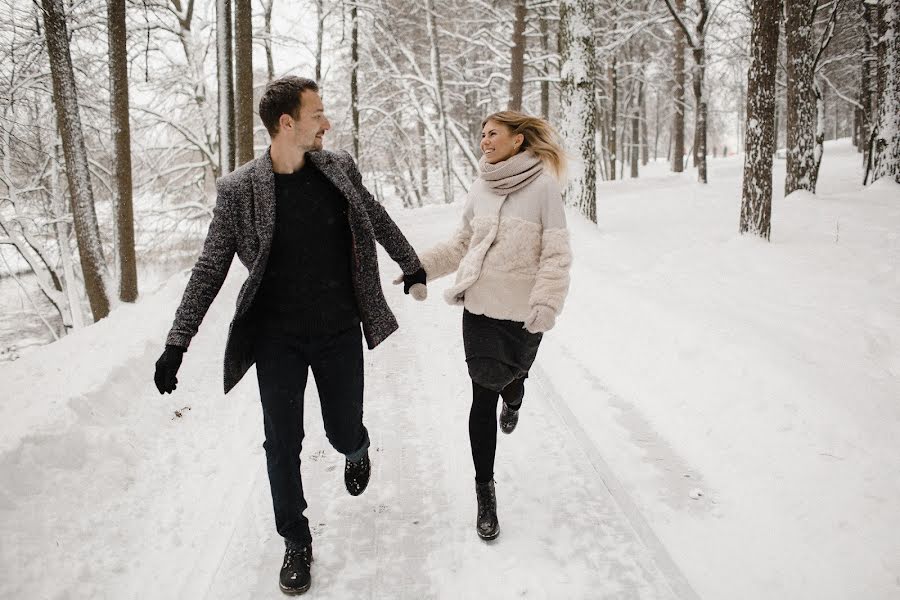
[252,149,277,257]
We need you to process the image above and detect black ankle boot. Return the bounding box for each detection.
[499,402,520,434]
[475,480,500,540]
[279,543,313,595]
[345,450,371,496]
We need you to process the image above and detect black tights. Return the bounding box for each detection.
[468,378,526,483]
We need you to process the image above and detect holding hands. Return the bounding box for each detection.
[393,267,428,301]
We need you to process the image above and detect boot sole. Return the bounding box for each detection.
[279,580,311,595]
[477,527,500,541]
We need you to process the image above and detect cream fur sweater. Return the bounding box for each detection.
[419,171,572,322]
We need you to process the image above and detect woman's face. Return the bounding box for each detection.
[480,120,524,164]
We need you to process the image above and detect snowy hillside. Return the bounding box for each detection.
[1,140,898,600]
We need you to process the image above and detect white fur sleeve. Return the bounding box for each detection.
[418,197,474,281]
[529,180,572,313]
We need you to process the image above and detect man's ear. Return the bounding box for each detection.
[279,113,293,132]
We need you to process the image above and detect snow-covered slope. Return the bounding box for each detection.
[1,140,898,599]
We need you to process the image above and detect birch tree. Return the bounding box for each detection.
[560,0,598,222]
[740,0,781,239]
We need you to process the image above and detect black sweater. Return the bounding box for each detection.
[252,161,360,337]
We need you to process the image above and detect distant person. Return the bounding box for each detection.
[154,76,426,595]
[406,111,572,540]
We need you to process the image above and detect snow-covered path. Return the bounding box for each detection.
[3,141,898,600]
[188,271,689,599]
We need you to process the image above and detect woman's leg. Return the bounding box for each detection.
[469,380,500,483]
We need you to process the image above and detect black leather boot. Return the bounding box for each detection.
[345,450,371,496]
[499,402,520,434]
[279,543,313,595]
[475,479,500,540]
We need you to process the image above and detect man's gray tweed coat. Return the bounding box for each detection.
[165,148,423,394]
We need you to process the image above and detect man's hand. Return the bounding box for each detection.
[523,305,556,334]
[393,267,427,301]
[154,345,186,394]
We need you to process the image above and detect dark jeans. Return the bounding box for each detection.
[254,326,370,548]
[469,377,526,483]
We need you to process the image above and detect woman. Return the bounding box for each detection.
[404,111,572,540]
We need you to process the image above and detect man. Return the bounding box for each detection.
[154,76,427,595]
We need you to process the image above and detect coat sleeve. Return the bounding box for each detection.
[528,176,572,314]
[417,195,474,281]
[165,178,238,349]
[341,151,422,275]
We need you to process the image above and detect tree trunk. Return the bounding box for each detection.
[108,0,137,302]
[640,77,649,166]
[631,91,640,178]
[861,1,874,165]
[417,118,428,198]
[693,50,708,183]
[351,2,360,161]
[672,0,686,172]
[609,57,618,181]
[50,139,84,329]
[263,0,275,81]
[41,0,111,320]
[873,0,900,183]
[785,0,817,194]
[740,0,781,239]
[234,0,254,167]
[559,0,598,222]
[509,0,527,111]
[811,79,825,189]
[316,0,325,83]
[425,0,453,204]
[216,0,235,174]
[540,10,550,119]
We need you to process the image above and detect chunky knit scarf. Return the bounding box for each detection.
[478,151,543,195]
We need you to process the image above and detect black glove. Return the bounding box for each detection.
[154,345,186,394]
[403,267,427,294]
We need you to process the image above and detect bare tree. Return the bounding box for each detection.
[234,0,254,167]
[672,0,686,172]
[217,0,235,174]
[261,0,276,81]
[425,0,453,204]
[351,0,360,161]
[740,0,781,239]
[41,0,112,320]
[664,0,713,183]
[509,0,527,110]
[108,0,137,302]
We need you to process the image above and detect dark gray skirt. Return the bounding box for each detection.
[462,309,543,392]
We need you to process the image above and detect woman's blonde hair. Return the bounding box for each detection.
[481,111,567,179]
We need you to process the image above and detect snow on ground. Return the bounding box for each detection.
[1,139,898,599]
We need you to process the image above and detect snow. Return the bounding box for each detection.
[1,140,899,599]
